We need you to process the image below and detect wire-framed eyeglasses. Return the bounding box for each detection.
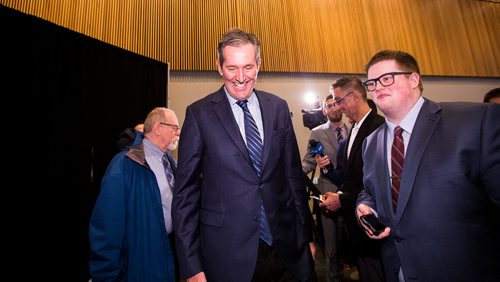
[333,91,354,106]
[363,72,412,92]
[159,122,180,132]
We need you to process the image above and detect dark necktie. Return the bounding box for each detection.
[391,126,404,212]
[163,153,175,189]
[162,153,175,233]
[236,99,273,246]
[335,127,343,143]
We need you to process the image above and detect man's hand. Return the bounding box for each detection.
[319,192,341,212]
[314,155,331,169]
[356,204,391,239]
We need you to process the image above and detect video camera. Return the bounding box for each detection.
[301,108,326,130]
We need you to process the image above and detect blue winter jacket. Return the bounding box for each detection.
[89,143,176,282]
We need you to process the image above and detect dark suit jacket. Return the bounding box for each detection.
[358,100,500,281]
[172,87,315,281]
[339,109,385,257]
[325,138,347,187]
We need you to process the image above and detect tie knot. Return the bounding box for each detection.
[394,126,403,137]
[335,127,343,140]
[236,99,249,109]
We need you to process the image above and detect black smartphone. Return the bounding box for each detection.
[360,214,386,236]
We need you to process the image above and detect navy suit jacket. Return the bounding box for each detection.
[358,99,500,281]
[172,87,315,281]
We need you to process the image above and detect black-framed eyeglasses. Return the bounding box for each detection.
[333,91,354,106]
[363,72,412,92]
[159,122,180,132]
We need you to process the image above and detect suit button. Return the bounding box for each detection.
[259,184,263,190]
[253,215,259,222]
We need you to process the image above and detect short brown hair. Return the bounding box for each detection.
[483,87,500,103]
[217,28,261,66]
[331,76,367,100]
[365,50,423,91]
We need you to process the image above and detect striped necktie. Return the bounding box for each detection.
[162,153,175,189]
[236,99,273,246]
[391,126,404,212]
[335,127,343,143]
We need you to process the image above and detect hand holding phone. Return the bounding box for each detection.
[360,214,386,236]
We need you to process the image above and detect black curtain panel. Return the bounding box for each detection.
[1,5,167,280]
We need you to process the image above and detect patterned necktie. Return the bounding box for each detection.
[391,126,404,212]
[162,153,175,189]
[335,127,343,143]
[162,153,175,233]
[236,99,273,246]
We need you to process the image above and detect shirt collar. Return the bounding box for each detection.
[143,138,165,160]
[386,96,425,135]
[224,87,257,106]
[353,109,372,130]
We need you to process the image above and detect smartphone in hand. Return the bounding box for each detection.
[360,214,386,236]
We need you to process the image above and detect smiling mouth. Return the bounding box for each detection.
[375,93,390,99]
[234,80,249,88]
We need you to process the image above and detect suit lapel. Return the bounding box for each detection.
[347,111,375,169]
[257,91,273,173]
[212,88,252,164]
[344,126,353,168]
[322,123,337,148]
[395,100,441,221]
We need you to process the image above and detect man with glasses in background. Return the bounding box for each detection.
[319,76,385,282]
[89,107,181,282]
[302,94,349,282]
[356,50,500,281]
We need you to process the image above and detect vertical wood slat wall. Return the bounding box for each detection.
[2,0,499,77]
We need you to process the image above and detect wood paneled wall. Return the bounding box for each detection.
[2,0,499,76]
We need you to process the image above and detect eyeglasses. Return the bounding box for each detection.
[333,91,354,106]
[159,122,180,132]
[363,72,412,92]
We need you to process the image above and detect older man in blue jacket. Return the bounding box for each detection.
[89,107,181,282]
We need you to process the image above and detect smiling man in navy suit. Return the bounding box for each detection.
[172,28,316,282]
[356,50,500,282]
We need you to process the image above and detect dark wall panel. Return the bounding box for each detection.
[1,5,167,280]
